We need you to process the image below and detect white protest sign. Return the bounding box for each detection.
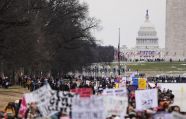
[38,91,77,117]
[72,96,105,119]
[86,80,90,85]
[103,96,128,117]
[37,90,58,117]
[172,112,186,119]
[119,77,127,88]
[24,93,36,105]
[102,88,127,97]
[135,89,158,110]
[153,113,173,119]
[24,83,52,105]
[31,83,52,104]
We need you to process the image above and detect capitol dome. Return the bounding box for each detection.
[138,11,157,37]
[136,10,159,49]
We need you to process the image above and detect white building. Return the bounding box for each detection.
[121,10,164,61]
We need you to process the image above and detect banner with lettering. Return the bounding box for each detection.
[31,83,52,104]
[72,96,105,119]
[38,91,78,117]
[70,88,92,97]
[135,89,158,110]
[24,83,52,108]
[102,88,128,97]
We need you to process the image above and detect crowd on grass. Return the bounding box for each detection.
[147,76,186,83]
[0,75,186,119]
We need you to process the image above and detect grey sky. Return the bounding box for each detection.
[81,0,166,48]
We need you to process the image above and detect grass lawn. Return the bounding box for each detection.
[0,86,29,111]
[126,62,186,72]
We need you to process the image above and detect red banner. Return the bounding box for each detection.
[70,88,92,97]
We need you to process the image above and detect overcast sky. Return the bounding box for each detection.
[81,0,166,48]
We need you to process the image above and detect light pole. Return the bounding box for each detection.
[118,28,121,76]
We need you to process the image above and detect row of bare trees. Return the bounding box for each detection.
[0,0,114,78]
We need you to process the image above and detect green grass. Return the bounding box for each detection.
[126,62,186,72]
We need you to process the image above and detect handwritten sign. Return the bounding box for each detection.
[38,91,77,117]
[135,89,158,110]
[31,83,52,104]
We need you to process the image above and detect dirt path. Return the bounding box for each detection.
[0,86,29,111]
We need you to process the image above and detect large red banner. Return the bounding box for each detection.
[70,88,92,97]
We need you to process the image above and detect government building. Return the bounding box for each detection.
[119,10,164,62]
[165,0,186,61]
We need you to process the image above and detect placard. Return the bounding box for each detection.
[31,83,52,104]
[72,96,105,119]
[138,78,147,89]
[38,91,77,117]
[102,88,127,97]
[70,88,92,97]
[132,77,138,86]
[103,96,128,117]
[153,113,173,119]
[135,89,158,110]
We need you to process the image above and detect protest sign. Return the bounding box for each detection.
[172,112,186,119]
[38,91,77,117]
[135,89,158,110]
[37,90,58,117]
[102,88,127,97]
[86,80,90,85]
[70,88,92,97]
[72,96,105,119]
[119,77,127,88]
[24,92,36,105]
[138,78,147,89]
[132,77,138,86]
[114,83,119,89]
[153,113,173,119]
[31,83,52,104]
[130,71,138,78]
[154,112,186,119]
[121,77,127,83]
[103,96,128,117]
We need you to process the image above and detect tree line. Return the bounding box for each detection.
[0,0,114,78]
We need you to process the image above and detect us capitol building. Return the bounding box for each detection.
[120,10,164,61]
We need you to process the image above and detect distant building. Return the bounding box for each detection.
[165,0,186,61]
[120,10,164,62]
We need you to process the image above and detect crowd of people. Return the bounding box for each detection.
[0,74,186,119]
[0,76,11,88]
[148,76,186,83]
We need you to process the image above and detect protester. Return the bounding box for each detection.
[4,102,16,119]
[25,102,42,119]
[2,73,186,119]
